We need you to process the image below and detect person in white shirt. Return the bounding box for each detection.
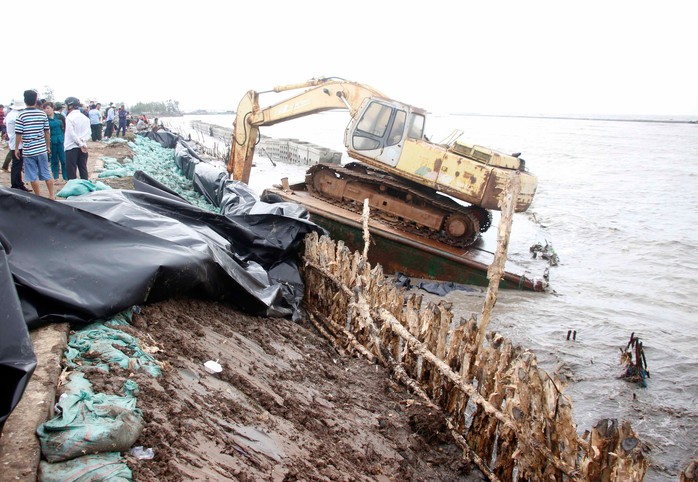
[63,97,91,180]
[136,117,148,132]
[104,103,116,138]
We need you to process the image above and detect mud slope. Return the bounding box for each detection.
[91,298,483,481]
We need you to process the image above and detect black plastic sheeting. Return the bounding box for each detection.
[0,132,325,432]
[0,234,37,433]
[143,130,179,149]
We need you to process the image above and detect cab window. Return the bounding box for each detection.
[356,102,392,137]
[407,114,425,139]
[353,102,409,151]
[387,110,406,146]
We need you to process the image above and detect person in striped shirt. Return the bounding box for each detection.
[14,90,55,200]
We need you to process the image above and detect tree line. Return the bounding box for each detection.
[39,86,182,116]
[129,100,182,116]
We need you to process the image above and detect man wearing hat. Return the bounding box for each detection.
[54,101,66,121]
[5,97,31,190]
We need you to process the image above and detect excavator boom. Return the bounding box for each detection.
[228,78,386,183]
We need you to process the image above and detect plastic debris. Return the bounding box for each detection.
[129,446,155,460]
[204,360,222,374]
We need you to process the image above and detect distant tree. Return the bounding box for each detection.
[130,100,182,116]
[42,85,54,102]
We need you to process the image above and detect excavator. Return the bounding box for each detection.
[227,77,537,247]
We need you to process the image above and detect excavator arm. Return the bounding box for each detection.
[228,78,387,183]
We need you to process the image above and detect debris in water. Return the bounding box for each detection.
[620,332,650,387]
[530,241,559,266]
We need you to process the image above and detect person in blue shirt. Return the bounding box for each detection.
[88,103,103,141]
[43,101,67,181]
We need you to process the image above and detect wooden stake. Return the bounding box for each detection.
[477,172,521,349]
[362,198,370,259]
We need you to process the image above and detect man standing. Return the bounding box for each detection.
[116,105,128,137]
[64,97,91,180]
[0,104,6,142]
[88,103,103,141]
[104,103,115,138]
[54,101,66,125]
[4,98,29,189]
[14,89,54,200]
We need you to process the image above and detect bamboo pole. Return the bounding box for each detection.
[377,307,582,480]
[476,172,521,349]
[362,198,370,259]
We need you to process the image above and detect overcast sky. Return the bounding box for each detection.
[4,0,696,116]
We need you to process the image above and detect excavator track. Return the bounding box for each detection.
[306,162,492,248]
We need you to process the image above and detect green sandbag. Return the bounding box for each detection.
[98,157,134,178]
[39,452,132,482]
[57,179,112,198]
[98,136,217,211]
[36,372,144,463]
[64,321,161,377]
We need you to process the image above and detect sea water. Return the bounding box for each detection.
[163,111,698,480]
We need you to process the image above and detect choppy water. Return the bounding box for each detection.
[164,112,698,480]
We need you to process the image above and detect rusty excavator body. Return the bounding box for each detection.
[227,77,537,247]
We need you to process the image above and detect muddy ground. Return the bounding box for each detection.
[85,298,483,481]
[3,136,484,480]
[0,136,135,194]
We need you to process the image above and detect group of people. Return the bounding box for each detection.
[87,102,132,140]
[1,90,95,199]
[2,91,152,199]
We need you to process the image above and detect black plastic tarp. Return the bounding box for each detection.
[0,233,37,434]
[0,132,325,432]
[0,182,321,328]
[143,130,179,149]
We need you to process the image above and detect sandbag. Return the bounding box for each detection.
[57,179,112,198]
[37,372,143,463]
[39,452,132,482]
[64,319,161,378]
